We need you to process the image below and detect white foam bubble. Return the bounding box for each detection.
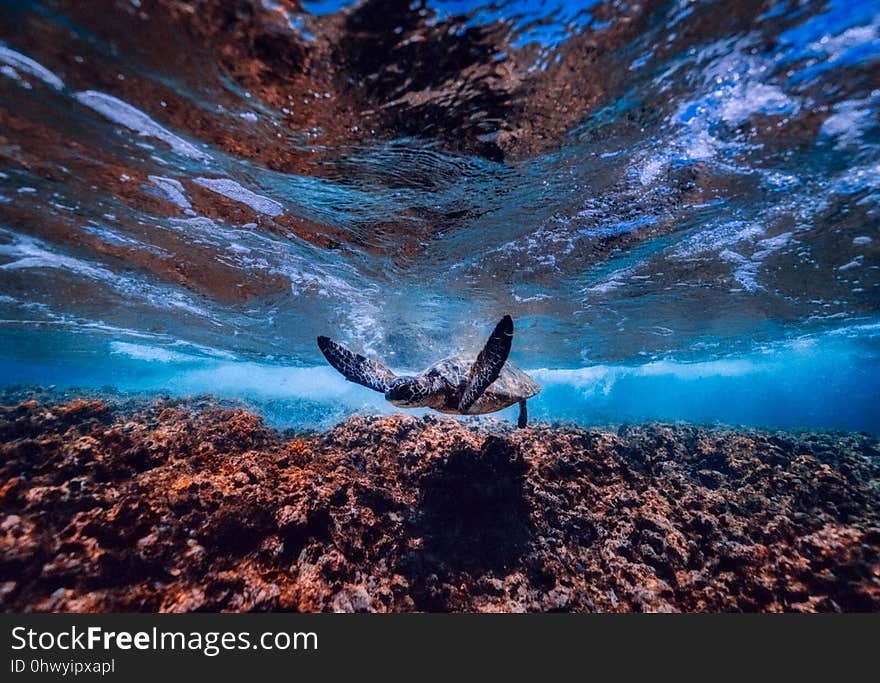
[193,177,283,216]
[838,256,864,271]
[673,221,764,259]
[110,341,197,363]
[74,91,211,160]
[0,64,29,88]
[634,357,756,379]
[720,249,760,292]
[82,225,159,251]
[148,175,191,209]
[0,234,116,281]
[0,230,208,317]
[666,36,801,167]
[821,97,877,149]
[532,357,757,393]
[0,47,64,90]
[638,157,666,186]
[717,82,796,126]
[584,265,636,294]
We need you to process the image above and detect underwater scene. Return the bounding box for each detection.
[0,0,878,612]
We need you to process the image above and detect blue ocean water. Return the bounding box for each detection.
[0,0,878,431]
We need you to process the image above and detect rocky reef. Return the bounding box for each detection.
[0,397,878,612]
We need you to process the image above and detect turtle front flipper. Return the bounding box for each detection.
[458,315,513,413]
[317,336,396,393]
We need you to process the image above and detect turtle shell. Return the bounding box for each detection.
[424,355,541,415]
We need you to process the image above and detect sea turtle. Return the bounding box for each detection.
[317,315,541,428]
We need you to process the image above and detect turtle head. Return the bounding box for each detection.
[385,376,433,408]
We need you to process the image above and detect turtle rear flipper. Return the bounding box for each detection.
[517,400,528,428]
[317,336,396,393]
[459,315,513,413]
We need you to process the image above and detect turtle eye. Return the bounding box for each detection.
[386,378,415,401]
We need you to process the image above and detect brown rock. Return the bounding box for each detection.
[0,398,878,612]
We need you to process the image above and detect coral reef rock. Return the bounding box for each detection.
[1,398,878,612]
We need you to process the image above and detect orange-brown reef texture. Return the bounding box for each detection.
[0,397,878,612]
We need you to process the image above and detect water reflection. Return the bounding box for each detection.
[0,0,877,376]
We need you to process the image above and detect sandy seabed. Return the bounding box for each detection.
[0,396,878,612]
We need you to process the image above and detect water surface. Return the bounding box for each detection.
[0,0,878,430]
